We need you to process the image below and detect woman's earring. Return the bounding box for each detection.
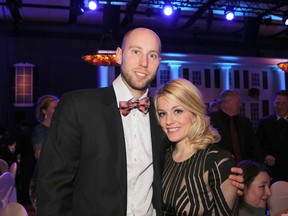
[45,114,48,119]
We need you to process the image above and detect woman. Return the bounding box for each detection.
[30,94,59,210]
[238,160,271,216]
[32,95,59,159]
[155,78,238,215]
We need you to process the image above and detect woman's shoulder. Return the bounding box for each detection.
[203,144,236,166]
[207,144,234,157]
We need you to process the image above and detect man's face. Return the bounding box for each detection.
[116,28,161,97]
[227,94,242,116]
[274,95,288,117]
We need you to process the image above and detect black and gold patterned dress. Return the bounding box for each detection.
[162,144,238,216]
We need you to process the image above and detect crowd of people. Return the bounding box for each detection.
[1,27,288,215]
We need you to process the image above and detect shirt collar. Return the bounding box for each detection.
[112,75,149,106]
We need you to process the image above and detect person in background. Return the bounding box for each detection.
[256,90,288,182]
[15,120,35,205]
[30,94,59,210]
[37,28,244,216]
[32,95,59,159]
[155,78,238,215]
[0,129,16,166]
[238,160,271,216]
[209,90,264,164]
[207,99,220,113]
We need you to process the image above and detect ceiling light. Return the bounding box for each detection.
[82,50,119,66]
[82,34,119,66]
[88,1,97,10]
[225,7,235,21]
[277,62,288,72]
[163,3,173,16]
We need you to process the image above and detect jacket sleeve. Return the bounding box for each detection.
[37,93,81,216]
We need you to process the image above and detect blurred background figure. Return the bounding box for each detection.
[32,95,59,159]
[0,128,17,167]
[30,94,59,211]
[256,90,288,182]
[238,160,271,216]
[207,99,220,113]
[268,181,288,216]
[15,120,35,205]
[209,90,264,164]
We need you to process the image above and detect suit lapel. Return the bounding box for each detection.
[103,87,127,207]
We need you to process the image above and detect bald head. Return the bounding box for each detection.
[121,28,162,53]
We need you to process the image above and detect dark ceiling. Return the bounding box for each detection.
[1,0,288,58]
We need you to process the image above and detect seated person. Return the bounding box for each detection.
[238,160,272,216]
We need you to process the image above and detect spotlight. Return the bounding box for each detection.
[225,7,234,21]
[88,0,97,10]
[163,3,173,16]
[282,12,288,26]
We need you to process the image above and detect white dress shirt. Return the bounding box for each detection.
[113,75,156,216]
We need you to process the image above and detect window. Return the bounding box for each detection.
[160,69,170,84]
[191,71,201,85]
[251,73,260,87]
[14,63,34,107]
[204,69,211,88]
[183,68,189,80]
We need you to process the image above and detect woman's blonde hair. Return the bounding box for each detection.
[36,95,59,122]
[154,78,220,150]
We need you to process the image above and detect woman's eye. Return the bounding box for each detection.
[158,112,165,117]
[174,109,183,114]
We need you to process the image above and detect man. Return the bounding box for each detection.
[209,90,263,163]
[257,90,288,182]
[37,28,243,216]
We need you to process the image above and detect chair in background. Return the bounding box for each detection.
[0,202,28,216]
[9,162,18,202]
[268,181,288,216]
[0,159,9,174]
[0,172,14,211]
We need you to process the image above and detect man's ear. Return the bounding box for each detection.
[116,47,122,64]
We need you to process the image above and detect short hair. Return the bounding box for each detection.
[274,90,288,99]
[219,90,239,105]
[36,95,59,123]
[154,78,220,150]
[238,160,271,188]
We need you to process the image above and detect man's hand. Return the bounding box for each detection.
[229,167,244,196]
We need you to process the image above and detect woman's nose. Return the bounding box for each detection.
[265,186,272,196]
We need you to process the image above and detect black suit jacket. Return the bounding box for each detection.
[256,114,288,181]
[209,110,263,162]
[37,86,166,216]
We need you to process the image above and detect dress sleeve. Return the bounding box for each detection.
[208,147,239,216]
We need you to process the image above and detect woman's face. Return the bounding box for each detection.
[156,96,194,145]
[42,100,58,120]
[244,171,271,208]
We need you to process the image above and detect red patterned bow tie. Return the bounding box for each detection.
[119,97,150,116]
